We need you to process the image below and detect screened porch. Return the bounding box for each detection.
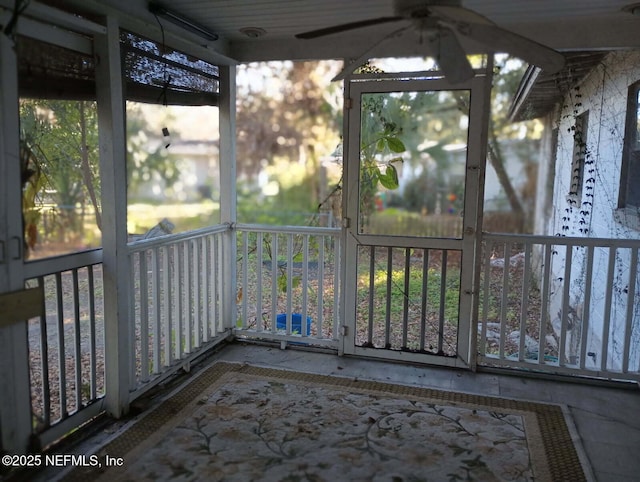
[1,2,639,478]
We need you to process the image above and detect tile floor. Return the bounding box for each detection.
[30,342,640,482]
[216,343,640,482]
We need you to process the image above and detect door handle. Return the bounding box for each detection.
[0,240,4,264]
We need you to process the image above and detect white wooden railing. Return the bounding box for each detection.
[479,233,640,381]
[234,224,341,348]
[22,225,640,451]
[23,249,105,449]
[352,244,462,358]
[128,225,231,395]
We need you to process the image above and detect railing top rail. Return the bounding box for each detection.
[483,232,640,248]
[128,223,231,253]
[235,223,341,237]
[23,248,103,279]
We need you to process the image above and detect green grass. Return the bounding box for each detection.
[359,266,460,322]
[367,209,462,238]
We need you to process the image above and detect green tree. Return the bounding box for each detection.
[19,98,190,253]
[358,92,406,227]
[20,99,101,246]
[236,61,342,222]
[236,61,341,179]
[486,56,544,231]
[357,87,469,223]
[358,57,540,232]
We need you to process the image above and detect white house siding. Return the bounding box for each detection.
[544,50,640,372]
[533,111,559,236]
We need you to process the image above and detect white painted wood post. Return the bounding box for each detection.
[465,57,494,371]
[0,27,33,454]
[219,65,237,331]
[95,16,132,417]
[342,77,358,357]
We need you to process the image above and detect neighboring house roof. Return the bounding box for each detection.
[508,51,607,122]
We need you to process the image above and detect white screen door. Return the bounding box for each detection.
[342,73,490,368]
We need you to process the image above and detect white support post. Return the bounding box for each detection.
[466,56,494,371]
[219,65,237,331]
[0,28,33,454]
[341,78,357,357]
[95,16,132,417]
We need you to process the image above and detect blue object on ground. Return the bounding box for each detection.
[276,313,312,336]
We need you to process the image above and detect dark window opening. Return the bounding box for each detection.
[619,81,640,209]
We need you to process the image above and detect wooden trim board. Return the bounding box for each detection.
[0,286,44,327]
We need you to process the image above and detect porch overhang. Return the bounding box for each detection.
[508,51,608,122]
[3,0,640,460]
[18,0,640,66]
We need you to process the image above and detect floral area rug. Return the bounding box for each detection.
[66,362,586,481]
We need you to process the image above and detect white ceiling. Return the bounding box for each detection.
[23,0,640,63]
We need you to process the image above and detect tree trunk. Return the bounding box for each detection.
[487,126,524,218]
[79,102,102,231]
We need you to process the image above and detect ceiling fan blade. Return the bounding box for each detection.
[296,16,402,39]
[332,27,409,81]
[458,23,565,73]
[428,5,494,26]
[430,28,475,84]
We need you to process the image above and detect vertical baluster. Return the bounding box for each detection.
[499,243,510,360]
[367,247,375,346]
[193,238,201,349]
[200,236,206,342]
[601,247,617,371]
[129,253,138,389]
[216,236,222,337]
[139,251,149,382]
[202,236,210,342]
[480,243,492,357]
[538,244,552,365]
[579,246,595,369]
[518,244,532,362]
[241,231,248,330]
[385,247,393,348]
[332,233,340,340]
[302,235,309,335]
[559,245,573,366]
[623,247,638,373]
[203,236,211,339]
[286,234,293,334]
[256,232,263,332]
[209,236,217,336]
[420,249,429,352]
[270,234,278,332]
[216,234,224,334]
[72,269,82,410]
[87,265,98,400]
[205,236,210,338]
[209,235,218,336]
[317,236,325,337]
[173,243,182,360]
[38,276,51,427]
[200,237,206,342]
[184,241,192,354]
[55,272,67,418]
[402,248,410,349]
[162,246,172,367]
[152,248,161,374]
[438,250,448,354]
